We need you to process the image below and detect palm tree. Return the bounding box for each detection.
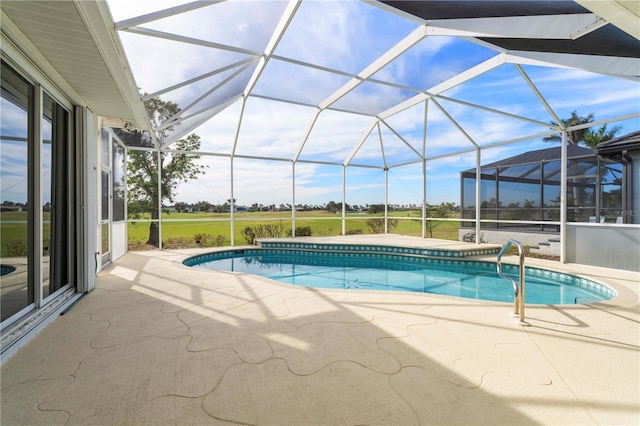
[543,110,594,146]
[544,111,622,150]
[544,111,594,221]
[583,123,622,149]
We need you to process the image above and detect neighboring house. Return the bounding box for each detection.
[459,141,639,270]
[596,130,640,225]
[460,145,626,229]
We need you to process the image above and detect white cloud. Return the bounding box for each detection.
[374,36,456,88]
[235,98,318,158]
[275,1,374,73]
[299,110,376,162]
[522,67,640,120]
[194,100,243,153]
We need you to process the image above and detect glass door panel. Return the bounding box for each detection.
[101,169,111,265]
[1,61,33,321]
[101,223,110,262]
[42,93,70,298]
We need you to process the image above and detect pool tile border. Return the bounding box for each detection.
[258,241,500,258]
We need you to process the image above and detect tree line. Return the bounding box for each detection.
[167,200,459,215]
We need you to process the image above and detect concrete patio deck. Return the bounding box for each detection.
[1,236,639,425]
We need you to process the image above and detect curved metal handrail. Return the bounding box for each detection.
[497,239,526,324]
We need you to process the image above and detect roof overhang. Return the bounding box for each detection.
[379,0,640,60]
[575,0,640,40]
[597,130,640,154]
[0,0,150,131]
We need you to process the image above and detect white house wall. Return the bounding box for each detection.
[566,224,640,271]
[632,151,640,225]
[111,222,128,261]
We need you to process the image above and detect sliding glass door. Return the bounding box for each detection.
[1,60,76,325]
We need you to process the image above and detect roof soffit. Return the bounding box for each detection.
[0,0,150,131]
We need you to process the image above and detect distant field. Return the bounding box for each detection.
[128,210,461,248]
[0,211,49,257]
[0,210,461,255]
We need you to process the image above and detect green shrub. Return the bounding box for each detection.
[163,236,191,249]
[365,218,399,234]
[346,228,363,235]
[195,233,227,247]
[240,222,285,245]
[212,234,226,247]
[506,244,530,256]
[240,227,256,245]
[462,231,487,243]
[424,218,439,238]
[127,235,145,250]
[287,226,312,237]
[3,240,27,257]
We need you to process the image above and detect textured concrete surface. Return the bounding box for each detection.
[1,236,638,425]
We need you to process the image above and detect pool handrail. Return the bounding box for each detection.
[497,239,526,324]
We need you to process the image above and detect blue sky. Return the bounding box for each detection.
[103,0,640,207]
[0,98,29,204]
[0,98,54,205]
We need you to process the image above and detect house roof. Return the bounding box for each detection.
[597,130,640,154]
[463,145,595,172]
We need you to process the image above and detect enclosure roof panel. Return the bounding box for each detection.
[381,1,589,19]
[102,0,639,163]
[381,0,640,58]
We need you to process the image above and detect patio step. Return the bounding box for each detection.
[538,241,550,246]
[548,238,561,243]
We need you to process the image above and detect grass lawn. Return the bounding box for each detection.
[127,210,461,249]
[0,211,50,257]
[1,210,462,255]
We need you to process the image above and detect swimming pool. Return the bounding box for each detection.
[184,248,615,305]
[1,264,16,276]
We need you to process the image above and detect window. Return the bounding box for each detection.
[99,129,111,264]
[112,142,126,222]
[600,161,623,220]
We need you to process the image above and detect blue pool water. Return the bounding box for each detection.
[1,264,16,276]
[185,249,615,305]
